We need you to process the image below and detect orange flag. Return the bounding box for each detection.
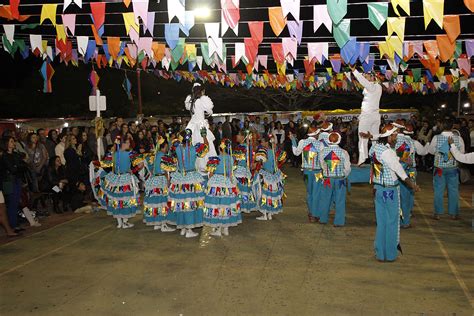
[420,57,440,76]
[268,7,287,36]
[423,40,439,61]
[464,0,474,12]
[107,37,121,60]
[436,35,455,62]
[91,24,103,46]
[124,0,131,8]
[443,15,460,43]
[152,42,165,62]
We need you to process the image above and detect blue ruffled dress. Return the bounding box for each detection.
[143,152,176,226]
[204,155,242,228]
[255,148,285,215]
[233,144,257,213]
[101,151,139,219]
[169,143,206,229]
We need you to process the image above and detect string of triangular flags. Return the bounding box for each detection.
[1,0,473,93]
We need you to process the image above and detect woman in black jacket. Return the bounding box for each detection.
[1,136,28,231]
[41,156,69,213]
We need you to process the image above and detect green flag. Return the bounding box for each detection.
[333,19,351,48]
[327,0,347,25]
[367,3,388,30]
[412,68,421,82]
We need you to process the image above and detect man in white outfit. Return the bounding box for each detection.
[184,83,218,174]
[352,69,383,165]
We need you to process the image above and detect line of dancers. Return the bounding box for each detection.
[90,127,287,238]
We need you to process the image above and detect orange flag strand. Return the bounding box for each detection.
[107,37,121,60]
[464,0,474,12]
[443,15,461,43]
[423,40,439,61]
[268,7,287,37]
[436,35,456,62]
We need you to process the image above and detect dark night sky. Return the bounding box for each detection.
[0,0,472,118]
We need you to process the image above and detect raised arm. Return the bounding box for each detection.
[353,69,377,92]
[450,144,474,164]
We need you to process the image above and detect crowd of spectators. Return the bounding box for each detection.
[1,113,473,237]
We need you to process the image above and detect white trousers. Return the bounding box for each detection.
[358,114,381,165]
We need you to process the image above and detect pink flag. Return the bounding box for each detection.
[221,0,240,36]
[133,0,149,27]
[258,55,268,69]
[282,38,297,60]
[137,37,153,58]
[62,14,76,36]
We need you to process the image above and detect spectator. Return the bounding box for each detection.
[25,132,49,192]
[64,134,84,188]
[222,116,232,140]
[1,136,28,232]
[45,129,58,159]
[0,190,19,236]
[273,121,285,149]
[417,121,433,145]
[42,156,69,214]
[135,130,151,154]
[469,119,474,152]
[55,132,67,165]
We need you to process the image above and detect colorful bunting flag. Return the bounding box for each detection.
[327,0,347,25]
[423,0,444,29]
[391,0,410,16]
[333,19,350,48]
[221,0,240,36]
[367,3,388,30]
[268,7,287,36]
[40,61,55,93]
[40,4,58,26]
[313,5,332,33]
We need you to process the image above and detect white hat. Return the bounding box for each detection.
[193,82,201,88]
[379,124,398,138]
[307,127,320,137]
[328,132,341,145]
[320,121,333,131]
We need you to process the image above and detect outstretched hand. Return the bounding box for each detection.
[359,131,372,139]
[448,136,454,145]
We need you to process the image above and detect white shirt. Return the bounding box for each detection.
[272,129,285,145]
[450,144,474,164]
[403,134,429,155]
[353,70,382,116]
[380,144,408,181]
[426,131,465,155]
[185,95,213,123]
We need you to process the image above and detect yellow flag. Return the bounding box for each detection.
[185,44,197,61]
[378,41,394,59]
[122,12,139,35]
[277,62,286,75]
[387,17,406,42]
[387,36,403,58]
[42,40,48,53]
[56,24,67,42]
[391,0,410,16]
[326,67,332,76]
[423,0,444,29]
[436,66,445,78]
[40,4,58,26]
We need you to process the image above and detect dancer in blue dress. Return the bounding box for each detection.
[254,135,287,221]
[101,137,141,229]
[204,139,242,237]
[169,129,208,238]
[233,130,257,213]
[143,136,177,232]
